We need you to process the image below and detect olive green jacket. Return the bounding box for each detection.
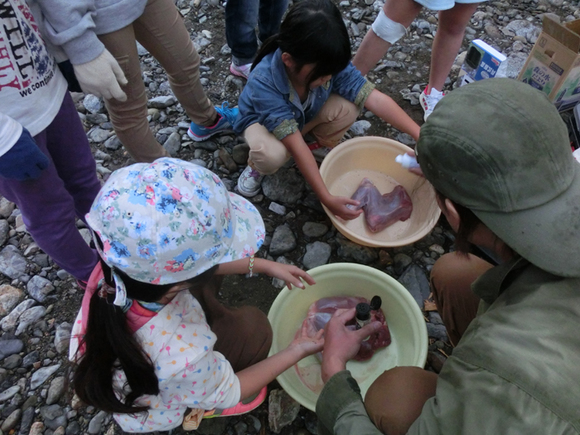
[316,258,580,434]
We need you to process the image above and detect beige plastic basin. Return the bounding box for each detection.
[268,263,428,412]
[319,136,440,247]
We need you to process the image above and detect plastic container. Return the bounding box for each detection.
[319,136,440,247]
[267,263,428,412]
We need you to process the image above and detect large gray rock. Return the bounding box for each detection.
[269,224,297,256]
[26,276,54,303]
[397,264,430,310]
[15,305,46,335]
[268,389,300,433]
[0,284,24,316]
[303,241,332,269]
[30,364,61,390]
[0,245,27,279]
[336,237,377,264]
[262,168,305,204]
[0,339,24,361]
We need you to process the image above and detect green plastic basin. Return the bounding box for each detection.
[267,263,428,411]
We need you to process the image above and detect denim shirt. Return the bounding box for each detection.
[235,48,375,140]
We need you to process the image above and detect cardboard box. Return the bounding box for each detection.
[518,16,580,111]
[459,39,507,86]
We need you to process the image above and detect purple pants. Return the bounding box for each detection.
[0,93,101,282]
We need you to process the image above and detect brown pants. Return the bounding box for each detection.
[244,94,359,174]
[190,276,272,372]
[364,252,494,434]
[99,0,217,163]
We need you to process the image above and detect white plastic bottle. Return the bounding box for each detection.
[395,154,420,169]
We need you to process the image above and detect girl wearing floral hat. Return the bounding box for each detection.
[69,158,321,433]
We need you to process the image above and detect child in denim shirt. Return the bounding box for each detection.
[235,0,420,220]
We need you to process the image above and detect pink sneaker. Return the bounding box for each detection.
[230,62,252,80]
[182,386,267,430]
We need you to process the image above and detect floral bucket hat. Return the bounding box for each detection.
[87,158,265,285]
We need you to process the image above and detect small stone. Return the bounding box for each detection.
[0,299,35,332]
[54,323,72,354]
[0,385,20,402]
[269,225,297,256]
[40,404,67,430]
[303,242,331,269]
[26,275,54,303]
[302,222,328,238]
[163,132,182,156]
[46,376,66,405]
[336,237,378,264]
[218,148,238,172]
[268,389,300,433]
[29,421,44,435]
[83,95,103,114]
[0,219,8,245]
[262,169,305,204]
[1,408,21,431]
[88,127,110,143]
[15,305,46,336]
[0,285,24,316]
[268,202,286,215]
[30,364,61,390]
[0,198,15,219]
[232,144,250,164]
[148,95,177,108]
[3,353,22,369]
[429,244,445,255]
[348,120,371,136]
[234,421,247,435]
[88,410,108,434]
[0,245,27,279]
[397,264,430,309]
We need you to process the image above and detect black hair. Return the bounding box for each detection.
[252,0,351,85]
[437,192,515,259]
[72,239,218,414]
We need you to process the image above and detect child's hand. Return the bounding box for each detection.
[289,322,325,358]
[259,260,316,289]
[324,195,363,221]
[405,150,424,177]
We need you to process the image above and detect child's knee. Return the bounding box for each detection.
[247,140,290,175]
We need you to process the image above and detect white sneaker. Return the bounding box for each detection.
[237,165,264,197]
[420,87,445,121]
[230,62,252,80]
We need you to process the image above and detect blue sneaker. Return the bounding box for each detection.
[187,103,239,142]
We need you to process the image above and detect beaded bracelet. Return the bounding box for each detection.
[248,254,255,278]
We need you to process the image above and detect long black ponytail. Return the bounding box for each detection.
[72,251,218,413]
[252,0,351,84]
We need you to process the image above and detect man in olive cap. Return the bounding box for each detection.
[316,78,580,435]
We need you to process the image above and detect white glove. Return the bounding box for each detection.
[73,49,128,101]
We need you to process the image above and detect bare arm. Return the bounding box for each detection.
[364,89,421,141]
[216,258,316,289]
[237,327,324,399]
[281,131,362,220]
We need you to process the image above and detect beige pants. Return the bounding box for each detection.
[362,252,494,435]
[99,0,217,162]
[244,94,359,174]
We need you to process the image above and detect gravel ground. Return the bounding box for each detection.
[0,0,577,434]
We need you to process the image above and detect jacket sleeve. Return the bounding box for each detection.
[316,371,383,435]
[31,0,104,65]
[237,74,299,140]
[331,63,375,110]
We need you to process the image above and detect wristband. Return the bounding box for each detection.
[248,254,255,278]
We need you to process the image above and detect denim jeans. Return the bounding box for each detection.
[225,0,288,65]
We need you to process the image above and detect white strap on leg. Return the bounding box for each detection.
[371,9,407,44]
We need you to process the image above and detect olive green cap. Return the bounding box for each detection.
[417,78,580,278]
